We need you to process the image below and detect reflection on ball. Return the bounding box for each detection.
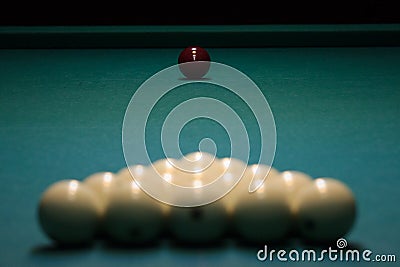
[178,46,211,79]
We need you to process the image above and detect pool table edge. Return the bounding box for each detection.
[1,24,400,48]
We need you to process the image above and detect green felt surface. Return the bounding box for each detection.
[0,44,399,266]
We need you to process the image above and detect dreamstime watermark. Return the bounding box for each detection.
[122,62,277,207]
[257,238,397,263]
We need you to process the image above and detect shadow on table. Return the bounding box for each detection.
[30,237,367,255]
[99,239,163,253]
[167,237,231,253]
[31,240,163,256]
[31,243,94,255]
[178,77,212,81]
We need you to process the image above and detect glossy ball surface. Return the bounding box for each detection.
[178,46,211,79]
[267,170,313,203]
[38,179,102,245]
[168,201,228,244]
[292,177,357,243]
[232,179,292,244]
[103,180,165,245]
[82,172,119,215]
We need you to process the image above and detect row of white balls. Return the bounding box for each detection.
[38,153,357,246]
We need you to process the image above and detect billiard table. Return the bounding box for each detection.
[1,24,399,266]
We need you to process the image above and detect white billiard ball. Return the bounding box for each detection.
[82,171,122,236]
[223,163,279,215]
[176,151,221,184]
[38,179,102,245]
[144,157,180,189]
[180,151,214,167]
[146,158,181,202]
[266,170,313,236]
[218,157,249,213]
[103,179,165,245]
[150,157,176,172]
[153,154,229,244]
[175,151,222,187]
[232,178,292,244]
[115,166,134,184]
[116,164,147,186]
[243,163,280,190]
[267,170,313,203]
[168,200,229,244]
[82,172,119,214]
[292,177,357,243]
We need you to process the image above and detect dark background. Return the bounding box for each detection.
[0,0,399,26]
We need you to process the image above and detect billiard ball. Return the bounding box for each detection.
[150,157,179,178]
[223,163,279,215]
[143,157,196,212]
[166,154,230,244]
[103,179,165,245]
[82,171,121,236]
[37,179,102,245]
[232,177,292,244]
[116,164,147,186]
[292,177,357,243]
[115,166,134,184]
[82,171,118,214]
[242,163,280,192]
[267,170,313,203]
[168,201,229,244]
[147,157,181,195]
[175,151,223,187]
[178,151,215,172]
[178,46,211,79]
[218,157,249,213]
[266,170,314,236]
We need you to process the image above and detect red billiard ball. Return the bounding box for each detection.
[178,46,211,79]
